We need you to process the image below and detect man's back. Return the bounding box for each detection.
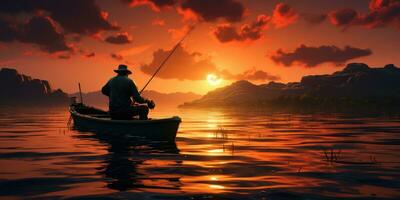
[102,75,146,113]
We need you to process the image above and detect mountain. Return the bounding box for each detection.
[0,68,69,105]
[71,90,201,108]
[181,63,400,112]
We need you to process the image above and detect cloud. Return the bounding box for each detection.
[121,0,177,11]
[58,54,71,59]
[363,0,400,28]
[141,44,279,82]
[0,0,118,35]
[270,45,372,67]
[328,0,400,29]
[329,8,359,27]
[222,68,280,81]
[213,15,270,43]
[105,32,132,44]
[110,53,124,61]
[212,3,299,43]
[370,0,391,10]
[85,52,95,58]
[0,18,18,42]
[141,44,219,80]
[213,25,240,43]
[271,3,299,28]
[179,0,245,22]
[23,16,72,53]
[0,16,71,53]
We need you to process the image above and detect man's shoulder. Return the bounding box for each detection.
[110,75,133,82]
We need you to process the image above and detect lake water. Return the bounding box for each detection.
[0,107,399,200]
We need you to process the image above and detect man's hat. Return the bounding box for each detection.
[114,64,132,74]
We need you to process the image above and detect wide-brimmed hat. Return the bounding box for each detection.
[114,64,132,74]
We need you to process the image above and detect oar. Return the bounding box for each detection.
[139,25,195,94]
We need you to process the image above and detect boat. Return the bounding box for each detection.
[69,103,181,141]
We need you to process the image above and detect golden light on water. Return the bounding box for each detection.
[209,184,225,189]
[210,177,218,181]
[206,74,222,86]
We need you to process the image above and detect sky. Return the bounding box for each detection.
[0,0,399,94]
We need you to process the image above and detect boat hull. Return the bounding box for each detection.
[70,104,181,141]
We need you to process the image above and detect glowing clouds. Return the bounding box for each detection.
[141,45,220,80]
[141,45,279,82]
[212,3,299,43]
[121,0,177,11]
[213,15,271,43]
[328,0,400,29]
[272,3,299,28]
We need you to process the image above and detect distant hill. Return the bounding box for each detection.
[71,90,201,108]
[0,68,69,105]
[181,63,400,112]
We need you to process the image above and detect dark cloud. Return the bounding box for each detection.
[213,15,270,43]
[222,69,280,81]
[0,0,118,35]
[0,0,118,54]
[23,17,72,53]
[105,32,132,44]
[328,0,400,29]
[0,18,18,42]
[213,25,240,43]
[110,53,124,61]
[270,45,372,67]
[329,8,359,26]
[180,0,245,22]
[271,3,299,28]
[0,16,71,53]
[141,44,219,80]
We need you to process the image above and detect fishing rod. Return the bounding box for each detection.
[139,25,195,94]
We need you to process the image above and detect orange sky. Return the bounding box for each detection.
[0,0,399,94]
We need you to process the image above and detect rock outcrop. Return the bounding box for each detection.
[0,68,69,105]
[181,63,400,112]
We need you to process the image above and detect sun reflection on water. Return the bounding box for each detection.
[1,108,400,199]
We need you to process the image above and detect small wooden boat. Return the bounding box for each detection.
[69,103,181,141]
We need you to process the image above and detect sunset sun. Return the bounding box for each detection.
[206,74,222,86]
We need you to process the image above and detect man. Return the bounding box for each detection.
[102,64,155,120]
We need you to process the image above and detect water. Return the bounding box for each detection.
[0,107,399,200]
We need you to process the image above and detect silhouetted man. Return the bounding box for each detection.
[102,64,155,120]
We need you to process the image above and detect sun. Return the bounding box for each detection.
[206,74,222,86]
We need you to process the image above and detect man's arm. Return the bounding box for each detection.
[101,81,110,96]
[130,80,148,104]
